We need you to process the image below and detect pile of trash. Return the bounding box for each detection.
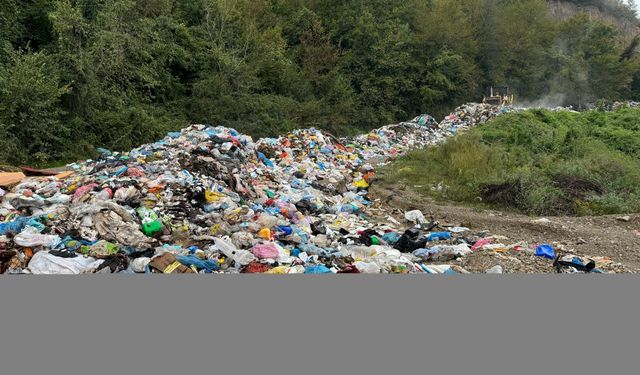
[440,103,513,130]
[1,101,617,274]
[580,100,640,112]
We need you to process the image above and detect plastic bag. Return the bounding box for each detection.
[414,243,471,261]
[354,261,381,274]
[471,237,493,251]
[535,244,555,259]
[340,245,377,259]
[250,243,280,259]
[304,264,332,274]
[130,257,151,273]
[0,216,30,235]
[14,226,61,248]
[176,255,219,272]
[404,210,425,224]
[427,232,451,241]
[419,264,456,274]
[28,251,103,274]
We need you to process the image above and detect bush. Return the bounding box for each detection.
[0,49,69,164]
[383,108,640,216]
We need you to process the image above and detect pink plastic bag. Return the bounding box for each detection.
[251,243,280,259]
[72,183,98,202]
[471,237,493,251]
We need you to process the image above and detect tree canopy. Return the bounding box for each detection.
[1,0,639,165]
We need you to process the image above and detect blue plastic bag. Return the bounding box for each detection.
[277,225,293,236]
[176,255,219,273]
[413,247,440,258]
[257,152,274,168]
[427,232,451,241]
[304,265,332,274]
[0,217,30,235]
[382,232,401,245]
[535,244,555,260]
[114,166,128,176]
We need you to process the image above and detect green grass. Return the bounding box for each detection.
[381,108,640,216]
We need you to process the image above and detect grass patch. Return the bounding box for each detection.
[381,108,640,216]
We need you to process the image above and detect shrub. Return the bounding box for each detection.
[382,107,640,216]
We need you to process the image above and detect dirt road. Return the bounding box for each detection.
[370,174,640,272]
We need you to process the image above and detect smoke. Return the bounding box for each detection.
[516,35,593,110]
[518,93,568,109]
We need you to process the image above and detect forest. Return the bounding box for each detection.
[1,0,639,164]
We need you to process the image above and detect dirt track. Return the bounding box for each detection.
[370,174,640,272]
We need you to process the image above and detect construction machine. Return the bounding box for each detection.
[483,86,514,106]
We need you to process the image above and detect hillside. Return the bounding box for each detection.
[550,0,639,43]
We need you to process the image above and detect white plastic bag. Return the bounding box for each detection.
[404,210,425,224]
[433,243,472,260]
[14,226,62,248]
[354,261,381,274]
[28,251,103,275]
[131,257,151,273]
[340,245,377,259]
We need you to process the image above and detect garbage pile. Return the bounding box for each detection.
[603,101,640,111]
[580,100,640,112]
[439,103,513,131]
[2,102,619,274]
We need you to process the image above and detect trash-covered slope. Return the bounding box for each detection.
[0,103,627,274]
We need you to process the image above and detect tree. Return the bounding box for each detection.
[477,0,556,100]
[0,49,70,163]
[2,0,640,164]
[552,14,638,105]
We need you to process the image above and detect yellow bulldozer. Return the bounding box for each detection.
[483,86,514,106]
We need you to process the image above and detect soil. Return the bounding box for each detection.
[369,174,640,273]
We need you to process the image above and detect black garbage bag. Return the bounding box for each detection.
[358,229,381,246]
[395,228,428,253]
[310,221,327,235]
[95,253,130,273]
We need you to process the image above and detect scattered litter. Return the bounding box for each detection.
[405,210,425,224]
[533,218,552,224]
[0,102,631,274]
[486,265,503,274]
[535,244,555,260]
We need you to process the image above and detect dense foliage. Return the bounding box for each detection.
[1,0,639,164]
[384,107,640,216]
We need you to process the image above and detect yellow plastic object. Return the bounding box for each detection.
[265,266,288,274]
[205,190,225,202]
[354,179,369,189]
[258,228,271,239]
